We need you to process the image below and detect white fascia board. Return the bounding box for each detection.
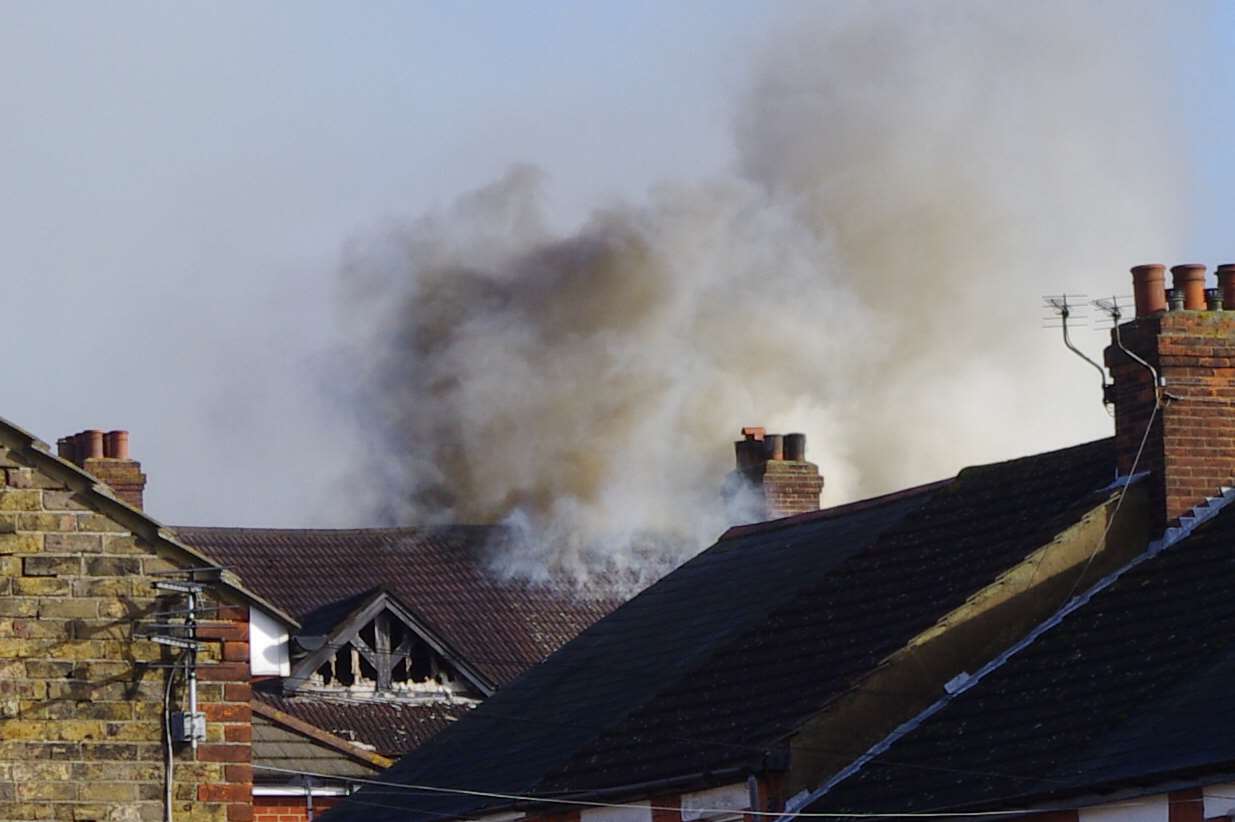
[681,784,750,821]
[252,785,351,797]
[581,801,651,822]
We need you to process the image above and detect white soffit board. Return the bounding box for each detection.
[1078,794,1167,822]
[581,801,651,822]
[250,606,291,676]
[681,784,749,821]
[1204,783,1235,818]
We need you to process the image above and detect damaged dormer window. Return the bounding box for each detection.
[289,596,482,699]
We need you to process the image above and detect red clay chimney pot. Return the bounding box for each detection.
[1217,264,1235,310]
[741,426,766,441]
[1171,264,1208,310]
[104,430,129,460]
[1131,264,1167,317]
[82,430,104,460]
[734,439,765,470]
[784,433,807,462]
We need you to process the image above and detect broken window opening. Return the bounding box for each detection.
[358,653,378,684]
[336,644,356,687]
[299,606,482,698]
[409,637,432,682]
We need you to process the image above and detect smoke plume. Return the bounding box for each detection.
[339,1,1192,584]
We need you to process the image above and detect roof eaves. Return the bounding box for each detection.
[0,416,300,629]
[789,471,1229,818]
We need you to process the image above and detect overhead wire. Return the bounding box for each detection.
[252,764,1036,818]
[253,764,1235,820]
[162,651,186,822]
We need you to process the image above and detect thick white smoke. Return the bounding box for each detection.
[338,1,1192,584]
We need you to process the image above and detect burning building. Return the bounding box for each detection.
[324,262,1235,822]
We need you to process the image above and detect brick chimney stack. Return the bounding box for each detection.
[56,429,147,510]
[725,426,824,521]
[1107,263,1235,530]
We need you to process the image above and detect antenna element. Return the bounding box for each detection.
[1044,294,1109,404]
[1093,296,1162,400]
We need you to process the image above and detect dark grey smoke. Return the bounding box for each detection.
[338,1,1193,583]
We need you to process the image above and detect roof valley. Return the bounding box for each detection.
[804,479,1235,815]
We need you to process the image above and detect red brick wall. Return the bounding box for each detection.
[1108,312,1235,527]
[253,795,343,822]
[729,461,824,521]
[649,793,680,822]
[195,604,255,821]
[760,462,825,519]
[1171,787,1206,822]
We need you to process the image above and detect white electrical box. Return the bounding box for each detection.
[171,711,206,743]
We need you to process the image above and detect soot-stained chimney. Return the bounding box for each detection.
[1108,262,1235,529]
[56,429,147,510]
[725,426,824,522]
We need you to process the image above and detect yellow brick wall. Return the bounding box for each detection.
[0,443,252,822]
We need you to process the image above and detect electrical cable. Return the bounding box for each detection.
[252,764,1235,820]
[261,685,1235,808]
[251,764,1036,818]
[1060,398,1159,606]
[163,651,184,822]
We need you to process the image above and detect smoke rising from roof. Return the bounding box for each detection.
[339,1,1190,583]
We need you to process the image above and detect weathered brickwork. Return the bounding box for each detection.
[251,796,341,822]
[730,458,825,521]
[0,441,252,822]
[1108,312,1235,526]
[757,461,825,519]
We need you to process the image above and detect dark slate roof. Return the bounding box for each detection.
[326,438,1118,822]
[253,712,384,781]
[813,488,1235,818]
[173,525,621,686]
[255,688,474,758]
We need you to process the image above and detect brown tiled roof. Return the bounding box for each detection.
[173,525,622,687]
[255,688,474,758]
[328,438,1119,822]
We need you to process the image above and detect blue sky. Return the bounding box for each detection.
[3,2,765,522]
[3,3,1234,527]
